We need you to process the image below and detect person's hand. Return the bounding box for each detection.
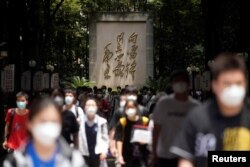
[2,140,8,150]
[118,156,125,165]
[110,146,117,157]
[100,153,107,161]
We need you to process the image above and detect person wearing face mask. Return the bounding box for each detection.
[51,88,65,110]
[125,85,149,116]
[2,91,29,152]
[115,100,150,167]
[109,93,127,157]
[152,70,200,167]
[109,86,149,158]
[51,88,80,149]
[64,89,84,124]
[170,53,250,167]
[3,98,85,167]
[79,97,109,167]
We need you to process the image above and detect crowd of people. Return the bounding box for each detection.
[1,52,250,167]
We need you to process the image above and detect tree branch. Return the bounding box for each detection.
[51,0,65,18]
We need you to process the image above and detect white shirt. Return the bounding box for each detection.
[153,94,200,158]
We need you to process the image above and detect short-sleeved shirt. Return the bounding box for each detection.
[63,105,84,124]
[27,142,58,167]
[170,99,250,167]
[152,94,200,158]
[110,105,148,130]
[5,108,29,149]
[109,107,124,129]
[115,116,149,159]
[61,110,79,144]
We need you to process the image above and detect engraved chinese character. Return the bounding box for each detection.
[128,32,138,44]
[103,43,113,63]
[128,45,138,59]
[104,63,111,79]
[115,53,124,61]
[113,60,125,77]
[129,60,136,80]
[125,63,130,78]
[116,33,124,54]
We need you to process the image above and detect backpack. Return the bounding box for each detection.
[119,116,149,128]
[6,108,16,140]
[75,105,79,118]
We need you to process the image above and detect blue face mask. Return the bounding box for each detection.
[16,101,26,110]
[65,96,74,105]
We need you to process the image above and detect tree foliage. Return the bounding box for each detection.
[1,0,208,83]
[63,76,96,88]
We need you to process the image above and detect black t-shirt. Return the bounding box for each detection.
[170,99,250,167]
[115,116,149,160]
[109,105,148,129]
[61,110,79,144]
[109,107,124,129]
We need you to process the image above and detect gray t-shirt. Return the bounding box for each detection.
[153,94,200,158]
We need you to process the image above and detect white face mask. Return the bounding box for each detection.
[65,96,74,105]
[54,96,64,106]
[172,82,188,94]
[126,108,137,117]
[31,122,61,146]
[127,95,137,101]
[86,106,97,116]
[219,85,246,107]
[120,100,126,107]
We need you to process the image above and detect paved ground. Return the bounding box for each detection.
[0,154,116,167]
[107,158,116,167]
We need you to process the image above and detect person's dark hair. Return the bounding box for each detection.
[96,89,103,94]
[125,85,138,95]
[101,85,107,90]
[120,88,126,95]
[64,89,77,97]
[16,91,29,100]
[108,87,112,92]
[83,96,99,109]
[87,87,93,93]
[51,88,64,98]
[29,97,61,121]
[117,86,121,90]
[124,99,139,113]
[170,70,190,83]
[211,52,247,80]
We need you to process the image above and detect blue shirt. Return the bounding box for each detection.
[26,142,59,167]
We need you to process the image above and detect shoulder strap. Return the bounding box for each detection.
[119,117,127,128]
[6,109,16,140]
[75,105,79,118]
[142,116,149,126]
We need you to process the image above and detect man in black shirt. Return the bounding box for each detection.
[51,88,80,149]
[61,110,79,148]
[170,53,250,167]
